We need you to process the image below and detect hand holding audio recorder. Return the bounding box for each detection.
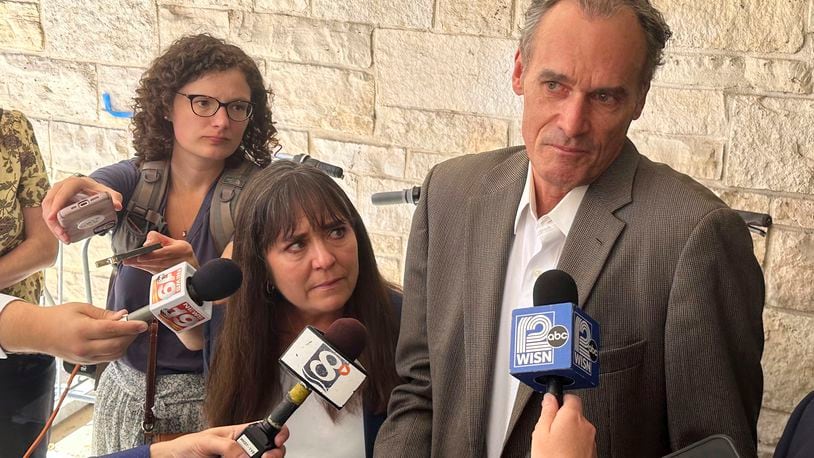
[56,192,117,243]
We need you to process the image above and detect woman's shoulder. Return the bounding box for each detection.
[386,287,403,313]
[90,159,141,199]
[92,159,140,180]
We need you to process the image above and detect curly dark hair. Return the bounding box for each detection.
[131,34,277,168]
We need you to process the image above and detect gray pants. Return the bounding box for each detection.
[91,360,205,455]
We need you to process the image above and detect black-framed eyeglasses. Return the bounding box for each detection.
[176,92,254,122]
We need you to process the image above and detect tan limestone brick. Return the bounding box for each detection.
[268,62,374,136]
[0,54,97,120]
[311,137,406,179]
[375,29,521,117]
[726,96,814,193]
[375,106,509,155]
[437,0,513,36]
[761,307,814,411]
[312,0,432,29]
[158,5,230,49]
[653,0,807,53]
[764,229,814,312]
[230,12,372,69]
[0,1,43,52]
[49,122,132,175]
[41,0,158,66]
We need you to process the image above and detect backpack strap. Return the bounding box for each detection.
[129,161,169,227]
[210,160,258,254]
[110,160,169,255]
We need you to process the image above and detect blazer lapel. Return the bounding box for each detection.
[503,141,640,450]
[559,141,639,308]
[463,149,528,456]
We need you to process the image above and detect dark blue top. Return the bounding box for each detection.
[91,159,220,374]
[775,390,814,458]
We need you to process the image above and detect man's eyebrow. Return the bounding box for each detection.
[536,69,629,98]
[591,86,628,98]
[536,69,573,84]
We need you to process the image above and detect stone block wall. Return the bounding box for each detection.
[1,0,812,454]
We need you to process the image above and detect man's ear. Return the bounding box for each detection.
[512,48,525,96]
[632,82,650,120]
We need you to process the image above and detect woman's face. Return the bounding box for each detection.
[169,68,252,163]
[265,213,360,327]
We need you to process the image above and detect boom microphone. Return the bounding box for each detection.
[124,258,243,333]
[371,186,421,206]
[237,318,369,457]
[509,269,600,406]
[274,152,344,179]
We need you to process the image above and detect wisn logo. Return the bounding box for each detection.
[302,343,352,392]
[574,315,599,375]
[514,311,570,367]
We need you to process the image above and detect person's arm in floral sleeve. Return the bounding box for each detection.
[0,111,57,289]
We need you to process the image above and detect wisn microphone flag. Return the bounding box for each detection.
[509,301,600,391]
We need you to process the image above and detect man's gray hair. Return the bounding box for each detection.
[519,0,672,85]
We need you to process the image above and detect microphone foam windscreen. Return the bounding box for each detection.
[324,318,368,360]
[533,269,578,306]
[191,258,243,301]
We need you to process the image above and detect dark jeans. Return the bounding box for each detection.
[0,354,56,458]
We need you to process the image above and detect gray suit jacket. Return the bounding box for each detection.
[374,141,764,457]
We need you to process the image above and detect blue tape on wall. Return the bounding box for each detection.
[102,92,134,118]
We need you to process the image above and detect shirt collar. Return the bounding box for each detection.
[513,163,588,236]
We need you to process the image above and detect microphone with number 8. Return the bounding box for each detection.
[509,269,600,405]
[237,318,369,457]
[124,258,243,334]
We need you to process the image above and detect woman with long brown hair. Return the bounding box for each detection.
[181,160,401,457]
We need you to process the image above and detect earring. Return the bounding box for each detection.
[265,280,276,295]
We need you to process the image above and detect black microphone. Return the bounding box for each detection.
[125,258,243,332]
[274,152,344,179]
[371,186,421,206]
[509,269,600,406]
[237,318,369,457]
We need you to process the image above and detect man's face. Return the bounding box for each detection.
[513,0,649,196]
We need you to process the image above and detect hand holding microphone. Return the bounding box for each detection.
[122,231,198,275]
[124,258,243,334]
[532,393,597,458]
[510,269,600,406]
[237,318,369,457]
[0,300,147,364]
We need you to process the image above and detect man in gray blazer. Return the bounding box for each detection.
[374,0,765,457]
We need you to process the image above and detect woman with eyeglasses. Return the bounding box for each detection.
[41,34,277,454]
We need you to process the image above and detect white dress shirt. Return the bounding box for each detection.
[485,165,587,457]
[281,371,366,457]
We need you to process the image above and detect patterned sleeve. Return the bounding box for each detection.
[10,111,50,207]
